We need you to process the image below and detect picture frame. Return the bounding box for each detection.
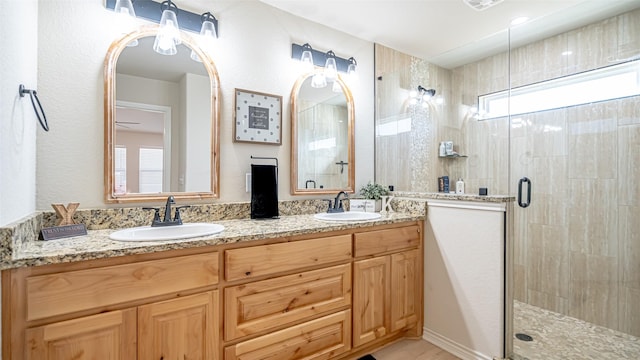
[233,88,282,145]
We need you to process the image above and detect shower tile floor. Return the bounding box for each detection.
[513,301,640,360]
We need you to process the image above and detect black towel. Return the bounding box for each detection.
[251,164,279,219]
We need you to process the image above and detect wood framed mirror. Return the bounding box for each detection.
[290,71,355,195]
[104,26,220,203]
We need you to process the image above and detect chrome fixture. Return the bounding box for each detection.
[291,43,357,88]
[409,85,436,108]
[143,195,191,227]
[106,0,219,55]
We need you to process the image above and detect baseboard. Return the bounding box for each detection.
[422,327,493,360]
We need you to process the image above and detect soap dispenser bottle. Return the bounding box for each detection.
[456,178,465,194]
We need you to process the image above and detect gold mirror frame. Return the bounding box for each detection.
[290,71,355,195]
[104,26,220,203]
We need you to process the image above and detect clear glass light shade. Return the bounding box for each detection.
[332,81,342,93]
[190,49,202,62]
[311,73,327,88]
[347,63,357,76]
[114,0,136,17]
[153,9,181,55]
[324,57,337,81]
[200,20,216,39]
[347,57,357,77]
[300,50,314,71]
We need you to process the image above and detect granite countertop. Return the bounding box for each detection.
[392,191,515,203]
[7,212,423,269]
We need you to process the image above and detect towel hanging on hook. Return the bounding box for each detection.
[19,84,49,132]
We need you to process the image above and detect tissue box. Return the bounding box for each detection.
[349,199,381,212]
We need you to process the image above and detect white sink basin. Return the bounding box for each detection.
[314,212,382,222]
[110,223,225,242]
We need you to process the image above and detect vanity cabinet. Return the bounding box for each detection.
[352,226,422,348]
[24,291,218,360]
[4,251,220,360]
[25,308,137,360]
[3,220,423,360]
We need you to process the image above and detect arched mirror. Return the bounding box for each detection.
[290,72,355,195]
[104,26,220,203]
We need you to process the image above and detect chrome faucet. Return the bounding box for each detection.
[143,196,190,227]
[326,191,348,213]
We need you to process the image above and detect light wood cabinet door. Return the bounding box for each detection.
[138,291,218,360]
[25,308,136,360]
[352,256,389,348]
[390,249,420,332]
[224,310,351,360]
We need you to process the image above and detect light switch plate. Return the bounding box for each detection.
[245,173,251,192]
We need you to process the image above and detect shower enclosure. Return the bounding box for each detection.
[375,6,640,360]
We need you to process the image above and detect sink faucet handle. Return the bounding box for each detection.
[142,207,161,225]
[174,205,191,224]
[322,199,333,212]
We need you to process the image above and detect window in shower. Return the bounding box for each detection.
[478,59,640,119]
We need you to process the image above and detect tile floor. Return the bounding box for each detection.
[369,300,640,360]
[513,301,640,360]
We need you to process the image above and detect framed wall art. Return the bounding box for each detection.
[234,89,282,145]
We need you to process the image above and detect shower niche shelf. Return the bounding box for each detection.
[439,154,468,158]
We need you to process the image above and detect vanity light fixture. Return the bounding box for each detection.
[190,11,218,62]
[300,43,314,72]
[105,0,219,51]
[114,0,138,46]
[409,85,436,108]
[347,57,357,77]
[291,43,357,88]
[324,50,338,81]
[153,0,181,55]
[311,73,327,89]
[114,0,136,17]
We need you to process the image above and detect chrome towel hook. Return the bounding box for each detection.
[19,84,49,132]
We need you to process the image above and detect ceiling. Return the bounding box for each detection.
[256,0,640,69]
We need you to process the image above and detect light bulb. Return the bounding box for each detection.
[332,81,342,93]
[114,0,136,17]
[300,43,314,72]
[324,51,337,81]
[190,49,202,62]
[153,7,181,55]
[311,73,327,88]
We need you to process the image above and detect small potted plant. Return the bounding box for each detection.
[350,182,389,212]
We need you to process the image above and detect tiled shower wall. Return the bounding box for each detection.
[375,9,640,337]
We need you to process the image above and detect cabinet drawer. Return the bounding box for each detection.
[225,264,351,341]
[224,310,351,360]
[225,235,352,281]
[26,252,218,321]
[354,225,420,257]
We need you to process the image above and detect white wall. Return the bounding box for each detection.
[0,0,38,225]
[36,0,374,209]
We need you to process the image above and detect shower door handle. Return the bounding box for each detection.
[518,177,531,208]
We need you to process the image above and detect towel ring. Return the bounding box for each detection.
[19,84,49,132]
